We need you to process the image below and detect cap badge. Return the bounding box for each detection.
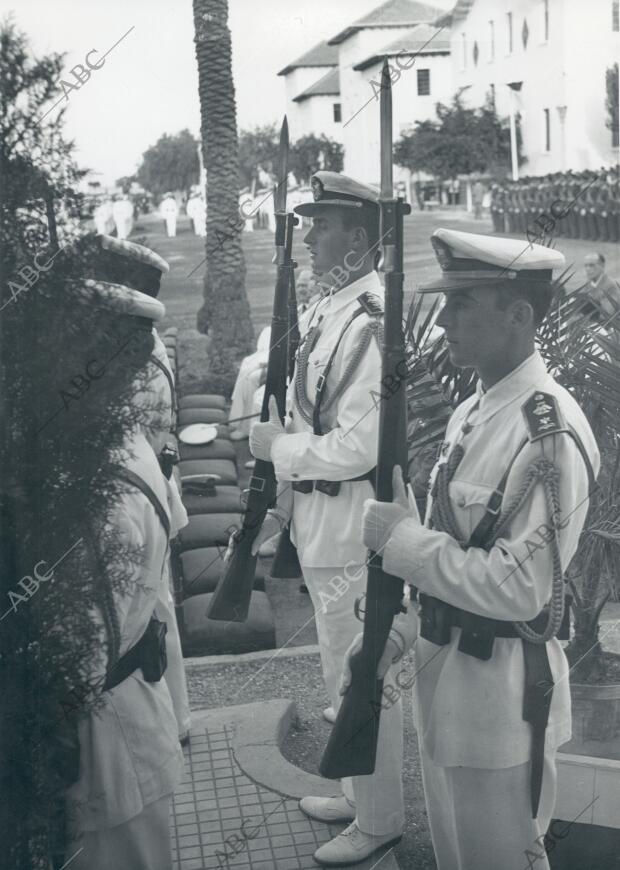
[311,177,324,202]
[431,237,453,271]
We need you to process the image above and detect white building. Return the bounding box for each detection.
[292,68,343,142]
[443,0,620,175]
[327,0,445,183]
[348,24,452,184]
[277,41,341,142]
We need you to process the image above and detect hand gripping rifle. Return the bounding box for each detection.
[319,60,411,779]
[207,117,296,621]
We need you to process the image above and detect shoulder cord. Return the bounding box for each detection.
[429,444,465,541]
[294,318,383,430]
[431,445,565,644]
[487,457,565,643]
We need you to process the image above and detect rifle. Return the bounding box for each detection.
[207,117,296,621]
[319,60,410,779]
[271,260,303,580]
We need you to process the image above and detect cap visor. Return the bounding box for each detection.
[416,271,516,293]
[294,200,363,216]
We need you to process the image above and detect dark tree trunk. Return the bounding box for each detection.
[192,0,255,395]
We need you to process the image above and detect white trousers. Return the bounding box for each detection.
[302,564,404,837]
[164,216,177,237]
[68,794,173,870]
[419,739,557,870]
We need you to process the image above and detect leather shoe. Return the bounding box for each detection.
[314,821,402,867]
[299,795,355,823]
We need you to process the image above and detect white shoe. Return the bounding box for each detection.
[323,706,337,724]
[314,821,402,867]
[299,795,356,823]
[229,429,248,442]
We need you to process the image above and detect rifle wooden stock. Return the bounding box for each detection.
[207,212,295,622]
[320,192,411,779]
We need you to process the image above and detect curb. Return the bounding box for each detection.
[183,643,320,668]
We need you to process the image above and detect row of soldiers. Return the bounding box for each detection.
[490,165,620,243]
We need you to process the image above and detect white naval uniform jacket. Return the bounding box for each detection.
[383,351,600,769]
[67,430,183,830]
[271,271,383,568]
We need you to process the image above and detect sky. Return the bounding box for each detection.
[0,0,455,186]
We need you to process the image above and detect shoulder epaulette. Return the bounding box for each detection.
[522,391,567,442]
[357,291,384,317]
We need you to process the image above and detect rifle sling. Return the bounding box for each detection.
[149,354,176,425]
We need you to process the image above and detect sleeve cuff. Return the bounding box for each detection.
[383,516,430,585]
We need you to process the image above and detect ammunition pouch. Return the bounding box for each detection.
[292,467,376,497]
[103,617,168,691]
[418,593,572,661]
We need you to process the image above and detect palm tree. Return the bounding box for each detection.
[405,276,620,683]
[192,0,255,394]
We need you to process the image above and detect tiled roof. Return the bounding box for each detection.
[436,0,475,27]
[277,40,339,76]
[328,0,444,45]
[292,68,340,102]
[353,22,451,71]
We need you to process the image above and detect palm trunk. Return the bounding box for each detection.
[192,0,255,395]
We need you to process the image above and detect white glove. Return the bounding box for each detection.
[339,629,405,695]
[362,466,417,553]
[249,395,285,461]
[339,597,419,693]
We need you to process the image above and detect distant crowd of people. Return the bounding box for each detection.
[490,166,620,242]
[93,195,134,239]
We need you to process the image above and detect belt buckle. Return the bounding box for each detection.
[485,488,504,516]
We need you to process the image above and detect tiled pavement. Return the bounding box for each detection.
[170,717,398,870]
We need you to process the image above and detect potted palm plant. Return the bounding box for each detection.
[404,273,620,766]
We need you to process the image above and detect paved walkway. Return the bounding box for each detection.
[170,703,399,870]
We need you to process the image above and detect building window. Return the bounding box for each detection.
[417,69,430,95]
[613,1,619,31]
[333,103,341,123]
[461,32,467,67]
[489,20,495,60]
[542,0,549,40]
[507,12,513,53]
[543,108,551,151]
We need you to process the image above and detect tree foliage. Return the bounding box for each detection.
[289,134,344,185]
[1,19,152,866]
[238,123,279,188]
[605,63,619,142]
[394,91,523,180]
[136,128,200,196]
